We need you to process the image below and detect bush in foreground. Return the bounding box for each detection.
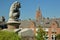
[36,25,46,40]
[0,31,21,40]
[56,34,60,40]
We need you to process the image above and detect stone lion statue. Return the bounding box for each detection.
[9,1,21,19]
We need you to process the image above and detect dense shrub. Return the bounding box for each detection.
[0,31,21,40]
[56,34,60,40]
[36,25,46,40]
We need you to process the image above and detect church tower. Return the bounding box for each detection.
[36,7,42,22]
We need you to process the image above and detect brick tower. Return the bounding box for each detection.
[36,7,42,22]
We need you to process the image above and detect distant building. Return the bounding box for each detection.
[19,7,60,40]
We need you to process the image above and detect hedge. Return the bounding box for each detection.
[0,31,21,40]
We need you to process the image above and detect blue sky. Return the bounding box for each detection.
[0,0,60,20]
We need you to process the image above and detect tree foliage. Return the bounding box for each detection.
[0,31,21,40]
[36,25,46,40]
[56,34,60,40]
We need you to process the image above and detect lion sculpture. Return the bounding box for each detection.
[9,1,21,19]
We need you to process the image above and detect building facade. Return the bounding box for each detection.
[20,7,60,40]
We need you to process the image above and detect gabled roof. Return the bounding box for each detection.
[20,20,31,28]
[19,18,60,28]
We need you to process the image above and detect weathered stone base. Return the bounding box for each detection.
[21,36,35,40]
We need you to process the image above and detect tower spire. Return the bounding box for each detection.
[37,6,40,11]
[38,6,40,11]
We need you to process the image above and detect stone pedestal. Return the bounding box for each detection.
[7,23,20,30]
[7,18,21,30]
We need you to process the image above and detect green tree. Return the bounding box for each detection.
[0,31,21,40]
[56,34,60,40]
[36,25,46,40]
